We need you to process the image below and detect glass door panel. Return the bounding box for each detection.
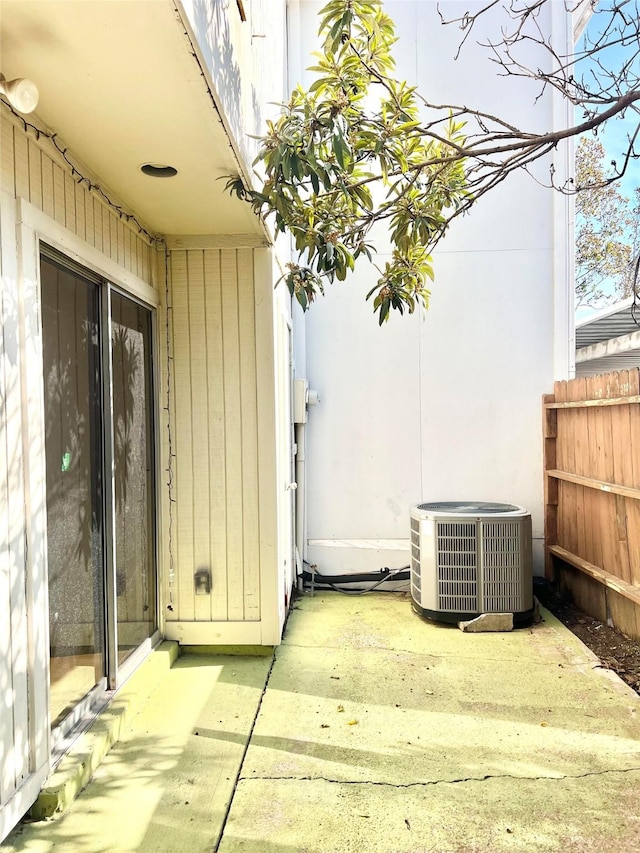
[111,292,156,663]
[40,255,105,728]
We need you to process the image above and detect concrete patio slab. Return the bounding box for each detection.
[4,591,640,853]
[221,592,640,853]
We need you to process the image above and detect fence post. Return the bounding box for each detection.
[543,393,558,582]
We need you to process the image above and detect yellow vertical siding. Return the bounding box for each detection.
[220,249,244,620]
[27,141,42,211]
[92,196,103,254]
[0,119,15,194]
[1,112,276,636]
[13,128,29,201]
[64,172,75,230]
[203,251,228,621]
[237,250,260,620]
[0,114,154,285]
[84,187,94,248]
[186,250,212,622]
[52,162,65,226]
[167,247,262,623]
[74,182,85,242]
[170,250,193,621]
[41,155,54,220]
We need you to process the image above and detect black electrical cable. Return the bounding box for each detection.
[317,578,411,596]
[303,560,409,581]
[302,563,411,595]
[301,569,410,585]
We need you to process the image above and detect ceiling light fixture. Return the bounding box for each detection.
[0,73,39,114]
[141,164,178,178]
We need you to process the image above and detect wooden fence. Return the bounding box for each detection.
[543,368,640,640]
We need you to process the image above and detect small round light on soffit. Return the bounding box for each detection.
[140,163,178,178]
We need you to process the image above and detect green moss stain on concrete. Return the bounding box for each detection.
[6,651,272,852]
[28,642,179,820]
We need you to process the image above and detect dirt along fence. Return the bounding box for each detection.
[543,368,640,641]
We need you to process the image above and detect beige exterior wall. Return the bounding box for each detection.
[162,245,285,645]
[167,246,261,622]
[1,107,288,644]
[1,3,290,836]
[0,113,155,286]
[1,87,289,840]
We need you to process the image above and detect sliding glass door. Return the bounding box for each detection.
[41,256,105,728]
[111,293,156,664]
[40,249,157,731]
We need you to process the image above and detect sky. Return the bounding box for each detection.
[575,5,640,319]
[578,13,640,199]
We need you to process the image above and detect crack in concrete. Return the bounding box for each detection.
[213,648,279,852]
[239,766,640,788]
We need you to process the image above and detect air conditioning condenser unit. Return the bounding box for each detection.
[410,501,534,625]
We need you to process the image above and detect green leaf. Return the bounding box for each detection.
[366,282,379,300]
[379,297,390,325]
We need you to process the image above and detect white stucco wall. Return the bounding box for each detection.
[291,0,573,576]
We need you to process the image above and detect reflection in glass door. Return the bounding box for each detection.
[112,292,156,664]
[41,256,105,728]
[41,250,157,731]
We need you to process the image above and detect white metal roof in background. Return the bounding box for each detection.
[575,298,640,375]
[576,298,639,347]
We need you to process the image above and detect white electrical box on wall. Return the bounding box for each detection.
[293,379,309,424]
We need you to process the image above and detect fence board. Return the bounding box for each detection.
[610,372,631,582]
[545,369,640,638]
[565,379,581,558]
[542,393,557,580]
[573,377,589,564]
[554,381,567,557]
[628,370,640,585]
[587,375,605,574]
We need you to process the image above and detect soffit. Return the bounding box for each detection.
[0,0,262,237]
